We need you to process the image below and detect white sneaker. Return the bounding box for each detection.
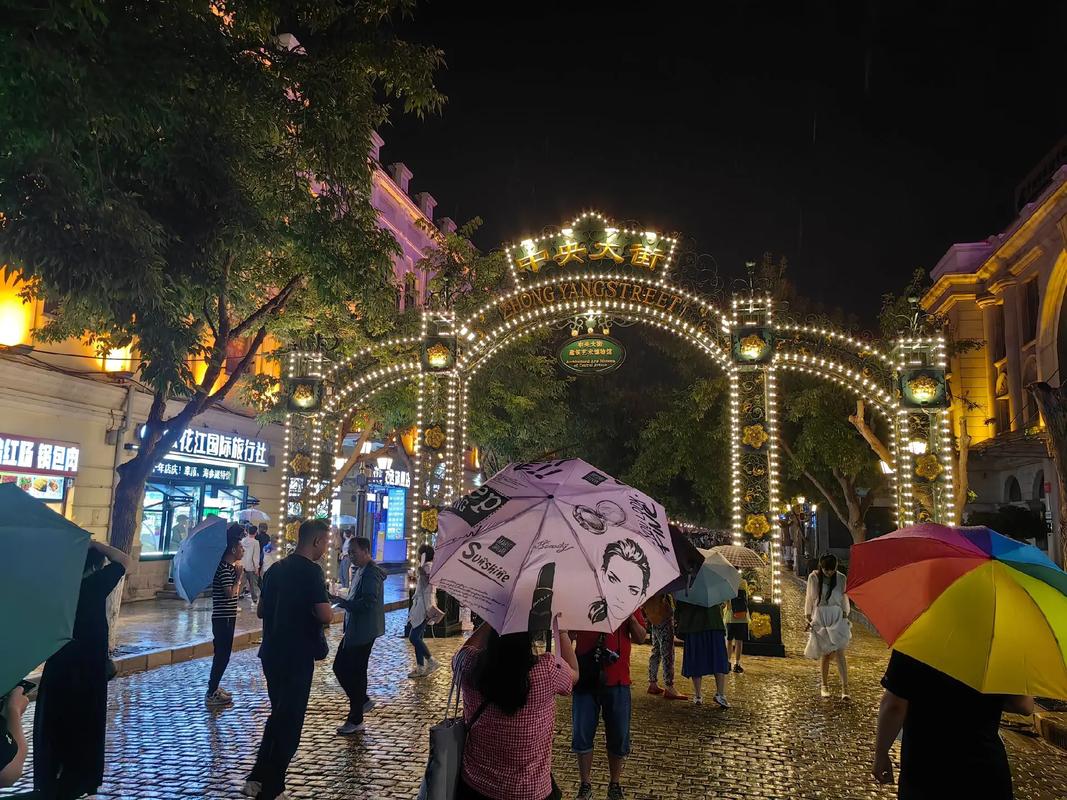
[423,658,441,676]
[216,687,233,701]
[820,685,832,698]
[205,689,232,707]
[336,721,366,735]
[241,780,261,797]
[691,696,703,705]
[408,666,426,679]
[714,693,730,708]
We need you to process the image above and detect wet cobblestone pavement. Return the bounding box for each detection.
[3,579,1065,799]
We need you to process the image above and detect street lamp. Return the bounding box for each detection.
[908,439,929,455]
[376,453,393,471]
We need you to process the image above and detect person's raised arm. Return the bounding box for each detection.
[556,627,580,684]
[90,540,130,571]
[627,613,647,645]
[872,689,906,785]
[1003,695,1035,715]
[0,688,29,788]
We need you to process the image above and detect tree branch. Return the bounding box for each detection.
[207,326,269,403]
[779,436,848,525]
[231,274,304,339]
[217,252,233,342]
[848,399,893,464]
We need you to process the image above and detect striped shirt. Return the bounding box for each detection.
[212,561,238,619]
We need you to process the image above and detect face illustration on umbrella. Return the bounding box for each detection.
[589,538,651,623]
[572,500,627,534]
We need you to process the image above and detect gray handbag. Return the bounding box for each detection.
[417,653,490,800]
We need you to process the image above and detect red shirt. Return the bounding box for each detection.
[574,629,632,687]
[455,651,574,800]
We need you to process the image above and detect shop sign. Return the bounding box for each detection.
[141,426,271,466]
[558,336,625,375]
[152,459,237,483]
[369,466,411,488]
[385,487,407,540]
[0,434,79,476]
[0,472,65,500]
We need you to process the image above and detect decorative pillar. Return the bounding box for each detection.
[894,335,956,525]
[999,282,1024,431]
[279,349,328,561]
[977,294,1001,438]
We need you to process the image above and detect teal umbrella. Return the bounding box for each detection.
[172,516,228,603]
[672,548,741,607]
[0,483,91,695]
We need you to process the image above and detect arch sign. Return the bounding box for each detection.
[279,211,958,652]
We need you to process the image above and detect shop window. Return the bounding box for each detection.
[1005,476,1022,503]
[1022,279,1039,345]
[991,304,1006,362]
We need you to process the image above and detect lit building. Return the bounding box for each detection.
[922,153,1067,562]
[0,133,452,599]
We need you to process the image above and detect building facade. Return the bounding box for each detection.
[0,132,451,599]
[923,164,1067,563]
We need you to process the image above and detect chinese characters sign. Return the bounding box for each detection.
[142,426,270,466]
[559,337,626,375]
[506,212,675,281]
[151,459,238,483]
[0,434,79,476]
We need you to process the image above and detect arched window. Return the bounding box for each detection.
[1006,476,1022,502]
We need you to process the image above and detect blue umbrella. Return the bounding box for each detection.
[172,516,228,603]
[673,549,741,608]
[0,483,90,695]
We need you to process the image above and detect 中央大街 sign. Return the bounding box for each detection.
[559,337,626,375]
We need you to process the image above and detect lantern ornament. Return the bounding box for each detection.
[285,378,322,413]
[744,513,771,538]
[740,334,768,360]
[742,423,770,449]
[907,375,940,403]
[425,343,451,369]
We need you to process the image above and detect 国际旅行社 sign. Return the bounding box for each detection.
[139,425,270,466]
[0,434,80,476]
[559,337,626,375]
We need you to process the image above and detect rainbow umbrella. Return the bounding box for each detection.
[849,523,1067,698]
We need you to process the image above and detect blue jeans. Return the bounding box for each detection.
[571,685,632,757]
[409,622,431,665]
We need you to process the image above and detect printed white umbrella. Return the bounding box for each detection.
[431,459,680,634]
[237,508,270,524]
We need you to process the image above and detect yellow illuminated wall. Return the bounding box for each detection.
[0,274,35,346]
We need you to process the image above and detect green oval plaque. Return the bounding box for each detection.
[559,336,626,375]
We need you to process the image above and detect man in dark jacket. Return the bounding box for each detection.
[330,536,385,735]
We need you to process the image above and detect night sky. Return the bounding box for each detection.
[384,0,1067,325]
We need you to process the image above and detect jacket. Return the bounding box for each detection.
[240,536,261,572]
[337,560,386,646]
[408,562,435,627]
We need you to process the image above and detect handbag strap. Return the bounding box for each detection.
[468,698,491,729]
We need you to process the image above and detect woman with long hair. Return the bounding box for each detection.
[804,553,852,699]
[454,623,579,800]
[407,543,440,678]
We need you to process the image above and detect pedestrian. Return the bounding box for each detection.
[256,522,271,568]
[726,580,750,673]
[329,536,385,735]
[791,521,806,576]
[571,614,647,800]
[337,528,355,589]
[206,524,245,707]
[676,599,731,707]
[643,593,686,701]
[873,650,1034,798]
[240,524,262,606]
[407,543,441,678]
[453,621,578,800]
[33,539,130,800]
[0,682,30,788]
[804,553,851,699]
[243,518,333,800]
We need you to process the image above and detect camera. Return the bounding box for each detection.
[596,645,620,666]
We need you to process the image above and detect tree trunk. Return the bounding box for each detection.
[1029,382,1067,568]
[848,399,893,465]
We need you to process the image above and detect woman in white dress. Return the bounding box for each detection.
[804,553,851,699]
[407,544,441,678]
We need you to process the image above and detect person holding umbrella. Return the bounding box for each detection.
[205,524,245,708]
[0,683,30,788]
[33,538,130,800]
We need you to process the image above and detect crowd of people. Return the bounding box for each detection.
[0,518,1039,800]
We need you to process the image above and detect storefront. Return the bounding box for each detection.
[137,425,271,560]
[0,433,80,517]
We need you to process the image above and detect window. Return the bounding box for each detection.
[991,304,1006,362]
[1022,357,1039,426]
[1006,476,1022,502]
[403,272,418,310]
[1022,279,1039,344]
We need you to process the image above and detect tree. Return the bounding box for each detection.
[0,1,443,555]
[780,379,884,542]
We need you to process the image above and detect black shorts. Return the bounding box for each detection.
[726,623,749,642]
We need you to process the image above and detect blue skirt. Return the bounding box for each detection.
[681,629,730,678]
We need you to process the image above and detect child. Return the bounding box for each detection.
[727,580,750,673]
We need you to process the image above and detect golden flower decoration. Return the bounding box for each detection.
[425,342,452,369]
[750,612,772,639]
[742,423,770,449]
[744,513,771,538]
[291,383,315,405]
[285,522,299,543]
[915,453,943,481]
[420,508,439,532]
[423,425,446,450]
[739,334,768,360]
[907,374,941,403]
[289,452,312,475]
